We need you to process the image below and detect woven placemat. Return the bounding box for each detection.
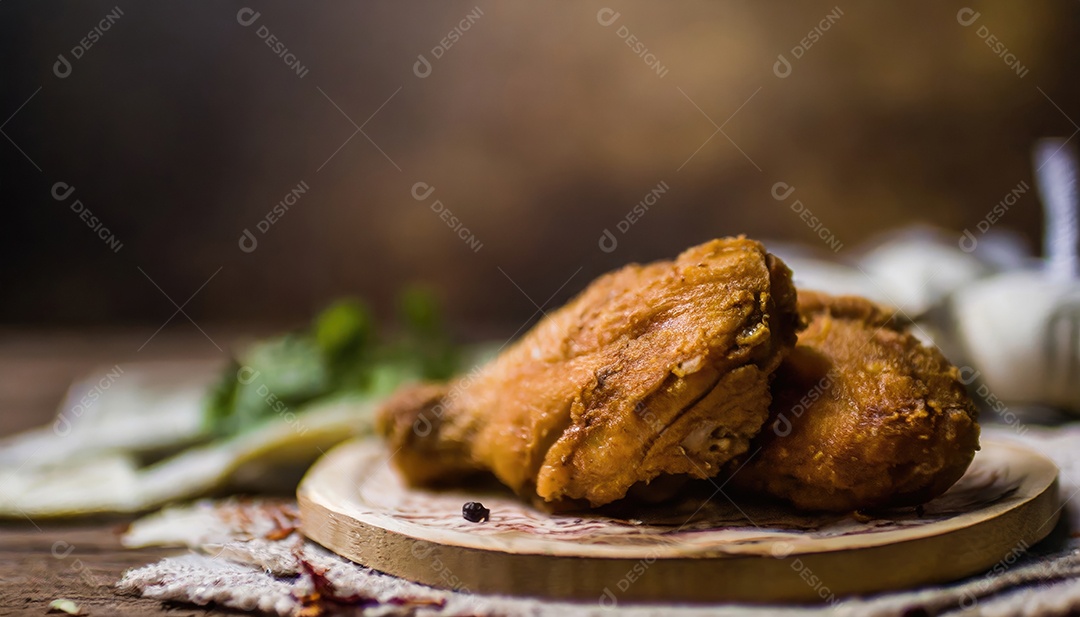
[118,426,1080,617]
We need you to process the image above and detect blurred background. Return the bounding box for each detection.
[1,1,1077,334]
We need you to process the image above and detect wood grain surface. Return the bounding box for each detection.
[0,330,254,616]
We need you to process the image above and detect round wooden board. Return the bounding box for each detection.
[298,438,1060,604]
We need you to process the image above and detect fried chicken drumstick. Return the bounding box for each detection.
[377,238,800,506]
[731,291,980,512]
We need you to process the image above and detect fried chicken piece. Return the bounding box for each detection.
[730,291,980,512]
[377,237,800,507]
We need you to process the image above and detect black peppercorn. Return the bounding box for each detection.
[462,501,489,523]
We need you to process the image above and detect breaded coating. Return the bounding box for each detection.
[731,290,980,512]
[377,237,800,506]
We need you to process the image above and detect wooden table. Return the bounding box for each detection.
[0,329,265,616]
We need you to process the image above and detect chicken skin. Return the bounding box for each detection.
[377,238,801,506]
[731,291,980,512]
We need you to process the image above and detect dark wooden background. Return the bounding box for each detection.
[3,1,1079,333]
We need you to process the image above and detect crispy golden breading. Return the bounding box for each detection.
[377,237,800,506]
[731,291,980,512]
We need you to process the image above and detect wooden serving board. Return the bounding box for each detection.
[298,438,1060,603]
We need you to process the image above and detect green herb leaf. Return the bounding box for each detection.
[203,292,461,438]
